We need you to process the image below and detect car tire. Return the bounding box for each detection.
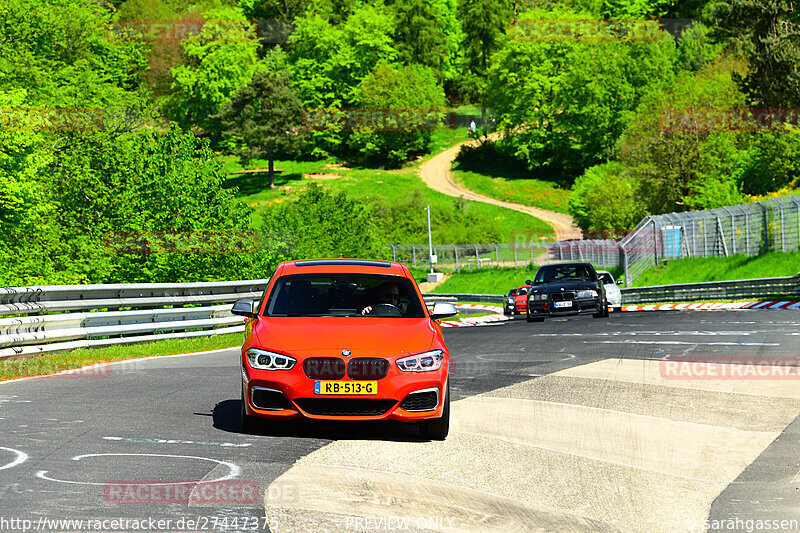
[241,384,257,433]
[526,312,544,323]
[613,306,622,314]
[419,382,449,441]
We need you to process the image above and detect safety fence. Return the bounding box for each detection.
[620,196,800,286]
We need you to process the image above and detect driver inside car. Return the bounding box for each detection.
[361,281,401,315]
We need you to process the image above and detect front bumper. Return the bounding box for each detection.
[242,362,448,422]
[528,298,600,317]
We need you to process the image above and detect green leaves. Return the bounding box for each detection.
[712,0,800,107]
[167,7,261,133]
[488,10,678,177]
[261,183,389,260]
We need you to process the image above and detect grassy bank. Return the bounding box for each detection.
[0,333,243,381]
[451,144,571,214]
[633,252,800,287]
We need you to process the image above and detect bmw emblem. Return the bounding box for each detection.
[341,349,351,357]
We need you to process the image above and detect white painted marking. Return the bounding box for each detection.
[101,436,251,447]
[585,340,779,346]
[36,453,240,486]
[0,447,29,471]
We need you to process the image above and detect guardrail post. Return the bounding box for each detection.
[411,244,417,267]
[513,243,518,268]
[651,218,658,266]
[789,197,800,251]
[453,245,459,272]
[721,206,736,254]
[492,243,499,268]
[780,204,786,252]
[745,210,751,255]
[756,201,769,252]
[620,242,629,288]
[389,244,396,262]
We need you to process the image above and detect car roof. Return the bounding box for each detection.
[538,262,595,268]
[275,259,411,278]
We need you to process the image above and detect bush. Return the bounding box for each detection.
[260,183,390,260]
[569,162,646,237]
[348,62,445,167]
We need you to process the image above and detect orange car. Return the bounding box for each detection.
[231,259,458,440]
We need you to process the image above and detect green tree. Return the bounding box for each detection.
[568,162,646,236]
[392,0,461,81]
[287,4,398,157]
[215,65,304,189]
[487,9,678,177]
[619,57,748,213]
[457,0,510,113]
[168,7,261,133]
[348,62,445,167]
[713,0,800,107]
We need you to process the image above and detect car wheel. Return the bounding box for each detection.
[527,312,544,322]
[419,382,449,441]
[241,383,257,433]
[613,306,622,313]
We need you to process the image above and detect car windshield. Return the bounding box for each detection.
[263,274,426,318]
[598,273,614,284]
[517,287,528,295]
[534,265,596,283]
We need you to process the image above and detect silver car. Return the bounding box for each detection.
[597,270,622,313]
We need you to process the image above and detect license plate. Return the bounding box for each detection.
[554,301,573,308]
[314,381,377,395]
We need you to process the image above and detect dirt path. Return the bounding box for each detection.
[419,133,581,240]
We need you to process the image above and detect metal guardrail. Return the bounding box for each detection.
[3,273,796,360]
[0,280,269,360]
[424,274,800,307]
[619,273,800,304]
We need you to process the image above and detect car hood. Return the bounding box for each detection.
[252,317,437,357]
[530,281,599,292]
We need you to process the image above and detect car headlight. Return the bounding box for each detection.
[576,290,598,299]
[530,293,547,301]
[507,297,514,304]
[396,350,444,372]
[246,348,296,370]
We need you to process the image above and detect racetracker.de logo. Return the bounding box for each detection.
[660,356,800,380]
[104,481,259,505]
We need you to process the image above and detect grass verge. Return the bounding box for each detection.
[451,143,571,214]
[633,251,800,287]
[0,333,243,382]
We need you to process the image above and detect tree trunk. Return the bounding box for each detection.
[268,154,275,189]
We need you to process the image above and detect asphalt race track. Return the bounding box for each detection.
[1,310,799,533]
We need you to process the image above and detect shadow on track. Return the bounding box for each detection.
[211,399,434,442]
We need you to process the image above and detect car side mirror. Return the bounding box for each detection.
[430,302,458,320]
[525,279,533,285]
[231,299,257,318]
[617,280,625,286]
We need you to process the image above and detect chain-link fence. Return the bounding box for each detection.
[387,242,551,270]
[389,196,800,286]
[621,196,800,286]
